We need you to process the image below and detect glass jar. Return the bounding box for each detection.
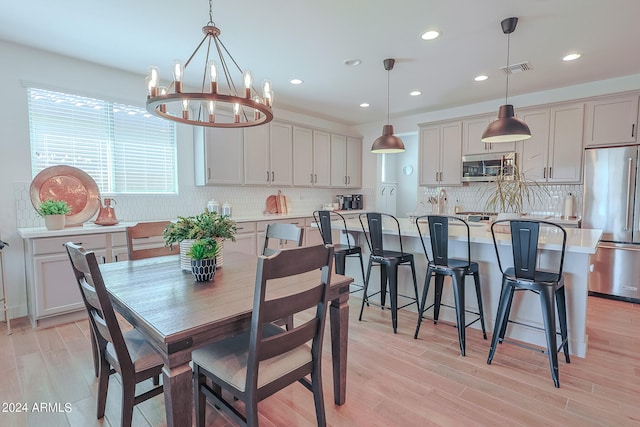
[221,202,232,217]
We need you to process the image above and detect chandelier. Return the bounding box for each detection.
[145,0,273,128]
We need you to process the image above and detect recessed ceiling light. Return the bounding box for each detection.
[409,91,422,96]
[474,75,488,82]
[289,78,303,85]
[563,53,581,61]
[344,59,362,67]
[360,103,370,108]
[420,30,440,40]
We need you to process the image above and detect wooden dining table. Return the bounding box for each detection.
[100,251,353,427]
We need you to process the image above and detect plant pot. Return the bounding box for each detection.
[44,214,66,230]
[191,258,216,282]
[180,239,224,271]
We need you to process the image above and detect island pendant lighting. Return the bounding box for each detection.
[145,0,273,128]
[482,17,531,143]
[371,58,405,153]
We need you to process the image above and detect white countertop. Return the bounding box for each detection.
[342,217,602,254]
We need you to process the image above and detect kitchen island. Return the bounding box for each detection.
[334,217,602,358]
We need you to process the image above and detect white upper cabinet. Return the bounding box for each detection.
[419,121,462,186]
[548,103,585,183]
[518,108,551,182]
[292,127,331,187]
[194,123,244,186]
[519,102,584,183]
[330,135,362,188]
[463,115,515,155]
[585,94,639,147]
[244,121,292,186]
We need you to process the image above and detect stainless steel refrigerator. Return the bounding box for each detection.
[583,145,640,302]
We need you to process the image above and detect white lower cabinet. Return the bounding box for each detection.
[23,231,125,328]
[224,221,257,256]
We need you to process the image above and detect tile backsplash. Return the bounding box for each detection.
[416,183,583,217]
[15,182,376,228]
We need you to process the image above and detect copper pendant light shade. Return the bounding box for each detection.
[482,17,531,143]
[371,58,405,153]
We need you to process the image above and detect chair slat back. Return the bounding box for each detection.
[359,212,405,256]
[65,242,132,371]
[415,215,472,267]
[262,223,304,256]
[314,210,353,248]
[247,244,333,380]
[491,219,568,279]
[126,221,173,260]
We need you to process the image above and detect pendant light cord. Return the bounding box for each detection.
[386,68,391,124]
[505,32,510,105]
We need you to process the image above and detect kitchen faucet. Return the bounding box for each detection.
[438,189,447,214]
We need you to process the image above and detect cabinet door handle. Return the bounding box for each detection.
[348,176,351,184]
[314,174,317,183]
[435,172,438,182]
[390,188,394,195]
[549,166,553,178]
[310,173,314,183]
[266,171,270,182]
[543,167,546,179]
[633,124,636,138]
[272,171,275,181]
[381,188,386,195]
[207,168,211,180]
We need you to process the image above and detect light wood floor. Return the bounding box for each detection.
[0,295,638,426]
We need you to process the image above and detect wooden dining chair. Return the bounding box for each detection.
[65,242,164,427]
[261,222,304,256]
[192,244,334,427]
[261,222,305,330]
[126,220,173,260]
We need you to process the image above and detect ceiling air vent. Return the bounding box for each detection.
[499,61,532,74]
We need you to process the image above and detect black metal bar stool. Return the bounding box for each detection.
[414,215,487,356]
[487,219,570,388]
[313,210,366,293]
[358,212,419,333]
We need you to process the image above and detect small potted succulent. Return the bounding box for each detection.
[37,199,71,230]
[186,238,220,282]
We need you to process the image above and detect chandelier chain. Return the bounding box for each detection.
[505,32,511,105]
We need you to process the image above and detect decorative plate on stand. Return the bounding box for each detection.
[30,165,101,226]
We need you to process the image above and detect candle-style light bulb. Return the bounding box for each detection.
[208,100,216,122]
[208,60,218,94]
[263,80,273,107]
[173,60,184,93]
[182,99,189,119]
[159,86,167,113]
[146,66,159,97]
[243,70,252,98]
[233,103,240,123]
[253,96,261,120]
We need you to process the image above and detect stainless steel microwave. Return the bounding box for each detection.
[461,152,516,182]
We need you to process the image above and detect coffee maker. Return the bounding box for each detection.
[351,194,363,210]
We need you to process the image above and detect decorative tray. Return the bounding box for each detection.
[30,165,101,226]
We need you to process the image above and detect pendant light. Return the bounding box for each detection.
[371,58,405,153]
[481,17,531,143]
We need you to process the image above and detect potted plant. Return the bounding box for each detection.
[37,199,71,230]
[187,238,220,282]
[163,210,236,270]
[483,163,547,218]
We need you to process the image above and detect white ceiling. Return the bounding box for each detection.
[2,0,640,126]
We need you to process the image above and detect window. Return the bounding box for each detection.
[27,87,177,194]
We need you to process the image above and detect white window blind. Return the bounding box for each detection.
[27,87,177,194]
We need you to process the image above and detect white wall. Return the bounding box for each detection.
[0,40,361,320]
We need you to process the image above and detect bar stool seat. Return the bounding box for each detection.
[358,212,419,333]
[313,210,366,293]
[414,215,487,356]
[487,219,570,388]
